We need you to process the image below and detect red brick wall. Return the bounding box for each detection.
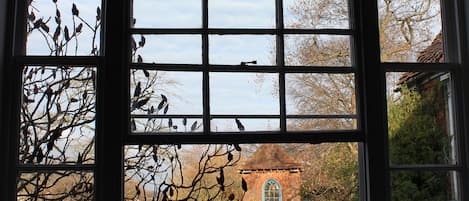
[241,170,301,201]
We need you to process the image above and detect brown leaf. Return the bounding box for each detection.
[72,3,79,16]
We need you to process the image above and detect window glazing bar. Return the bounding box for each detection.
[17,56,102,66]
[130,28,353,35]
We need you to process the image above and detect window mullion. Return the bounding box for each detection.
[202,0,210,135]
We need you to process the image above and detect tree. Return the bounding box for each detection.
[388,84,450,201]
[283,0,442,200]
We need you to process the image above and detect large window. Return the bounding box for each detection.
[2,0,469,200]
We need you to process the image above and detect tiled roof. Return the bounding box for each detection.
[240,144,302,170]
[398,32,443,85]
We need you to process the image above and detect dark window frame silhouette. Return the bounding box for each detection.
[1,0,469,200]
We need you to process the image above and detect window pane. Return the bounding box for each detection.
[132,0,201,28]
[27,0,102,55]
[17,171,94,200]
[211,118,280,132]
[283,0,350,29]
[378,0,443,62]
[124,143,358,201]
[20,66,95,165]
[391,171,459,201]
[209,35,275,65]
[286,73,356,115]
[130,70,202,115]
[210,73,279,115]
[387,72,456,165]
[285,35,351,66]
[209,0,275,28]
[132,117,203,133]
[287,118,356,131]
[132,35,202,64]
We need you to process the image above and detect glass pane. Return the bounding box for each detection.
[211,118,280,132]
[283,0,350,29]
[210,73,279,115]
[130,70,202,115]
[131,35,202,64]
[285,35,351,66]
[286,73,356,115]
[378,0,443,62]
[387,72,456,165]
[209,0,275,28]
[132,118,203,133]
[391,171,459,201]
[20,66,95,165]
[132,0,201,28]
[17,171,94,200]
[124,143,359,201]
[27,0,102,55]
[209,35,275,65]
[287,118,356,131]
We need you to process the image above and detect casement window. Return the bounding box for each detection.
[1,0,469,200]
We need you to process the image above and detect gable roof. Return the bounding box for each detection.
[240,144,302,171]
[398,32,443,85]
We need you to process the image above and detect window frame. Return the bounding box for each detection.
[0,0,469,201]
[262,178,282,201]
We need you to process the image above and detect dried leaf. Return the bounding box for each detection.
[143,69,150,77]
[234,144,242,152]
[168,118,173,128]
[56,9,61,18]
[29,11,36,21]
[36,148,44,163]
[64,26,70,41]
[72,3,79,16]
[77,152,83,164]
[53,25,60,41]
[172,125,178,130]
[163,104,169,114]
[96,7,101,21]
[190,121,198,131]
[228,193,235,200]
[161,94,167,102]
[157,99,165,110]
[76,23,83,33]
[137,55,143,63]
[227,152,233,162]
[139,35,146,47]
[133,82,141,97]
[40,23,50,32]
[235,118,245,131]
[242,178,248,192]
[131,118,136,131]
[182,118,187,126]
[136,97,150,109]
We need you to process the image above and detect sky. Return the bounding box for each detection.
[26,0,442,132]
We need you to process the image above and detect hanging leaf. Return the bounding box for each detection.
[29,11,36,21]
[40,23,50,32]
[139,35,146,47]
[36,147,44,163]
[235,118,245,131]
[150,106,155,114]
[228,193,235,200]
[53,25,61,41]
[96,7,101,21]
[133,82,141,97]
[163,104,169,114]
[70,98,79,102]
[56,9,61,18]
[242,178,248,192]
[234,144,242,151]
[143,69,150,77]
[82,90,88,99]
[64,26,70,41]
[55,16,61,24]
[169,187,174,197]
[157,99,165,110]
[227,152,233,162]
[136,97,150,109]
[190,121,198,131]
[168,118,173,128]
[33,18,43,29]
[172,125,178,130]
[137,55,143,63]
[72,3,79,16]
[76,23,83,33]
[182,118,187,126]
[161,94,167,102]
[47,140,54,152]
[131,37,137,51]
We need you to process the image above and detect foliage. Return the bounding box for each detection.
[388,84,451,201]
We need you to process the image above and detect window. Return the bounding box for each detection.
[1,0,469,201]
[263,179,281,201]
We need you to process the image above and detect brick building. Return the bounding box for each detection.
[239,144,302,201]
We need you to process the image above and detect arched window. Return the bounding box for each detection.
[263,179,281,201]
